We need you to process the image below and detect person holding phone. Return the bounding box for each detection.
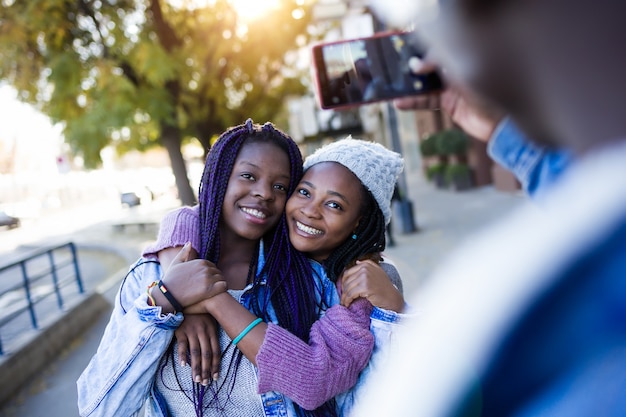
[353,0,626,415]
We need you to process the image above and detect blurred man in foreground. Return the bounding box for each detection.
[353,0,626,415]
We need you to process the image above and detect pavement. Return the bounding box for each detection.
[0,172,525,417]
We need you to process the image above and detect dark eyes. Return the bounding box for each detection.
[297,188,310,197]
[296,188,342,210]
[274,184,287,192]
[241,173,287,192]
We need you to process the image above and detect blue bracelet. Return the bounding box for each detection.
[232,317,263,345]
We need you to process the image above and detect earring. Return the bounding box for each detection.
[351,234,357,240]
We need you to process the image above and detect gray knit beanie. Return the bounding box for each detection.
[303,137,404,225]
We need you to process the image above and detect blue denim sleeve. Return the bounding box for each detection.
[77,259,183,417]
[488,118,572,197]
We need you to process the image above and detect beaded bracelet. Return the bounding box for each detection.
[146,281,158,306]
[156,280,184,313]
[232,318,263,346]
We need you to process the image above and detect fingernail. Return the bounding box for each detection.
[180,361,187,368]
[202,379,209,386]
[195,375,201,383]
[212,373,219,381]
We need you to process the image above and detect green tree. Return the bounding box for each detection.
[0,0,313,205]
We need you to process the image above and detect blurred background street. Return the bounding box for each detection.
[0,171,525,417]
[0,1,531,415]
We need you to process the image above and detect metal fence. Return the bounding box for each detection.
[0,242,83,355]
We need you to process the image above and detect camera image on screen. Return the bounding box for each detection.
[313,32,443,109]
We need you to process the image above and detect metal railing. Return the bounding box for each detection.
[0,242,83,355]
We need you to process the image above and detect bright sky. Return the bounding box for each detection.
[0,85,63,174]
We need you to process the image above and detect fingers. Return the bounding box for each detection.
[205,280,228,299]
[394,93,441,111]
[177,333,190,368]
[170,242,192,267]
[440,88,460,116]
[187,334,205,385]
[210,330,221,381]
[198,333,213,385]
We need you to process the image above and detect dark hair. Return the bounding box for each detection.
[323,184,387,282]
[196,119,335,417]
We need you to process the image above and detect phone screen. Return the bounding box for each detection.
[312,32,443,109]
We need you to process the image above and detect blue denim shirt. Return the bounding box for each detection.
[77,246,405,417]
[488,118,571,197]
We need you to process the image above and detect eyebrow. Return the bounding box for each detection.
[301,180,351,205]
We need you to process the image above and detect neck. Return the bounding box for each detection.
[218,228,258,289]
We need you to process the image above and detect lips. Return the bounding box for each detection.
[295,221,323,236]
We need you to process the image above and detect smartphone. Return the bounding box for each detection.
[312,31,444,109]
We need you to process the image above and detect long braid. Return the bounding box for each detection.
[324,186,387,282]
[196,119,334,417]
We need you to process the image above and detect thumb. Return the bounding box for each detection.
[170,242,192,266]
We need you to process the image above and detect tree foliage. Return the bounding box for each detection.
[0,0,314,204]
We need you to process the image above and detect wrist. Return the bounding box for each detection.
[204,292,231,315]
[149,284,176,314]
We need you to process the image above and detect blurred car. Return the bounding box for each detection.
[120,192,141,207]
[0,211,20,229]
[120,187,153,207]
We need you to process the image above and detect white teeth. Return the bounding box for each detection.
[296,221,323,236]
[241,207,267,219]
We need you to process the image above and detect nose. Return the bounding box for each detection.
[252,181,274,201]
[299,201,322,219]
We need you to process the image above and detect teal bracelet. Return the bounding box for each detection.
[232,317,263,346]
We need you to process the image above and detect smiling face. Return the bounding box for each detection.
[285,162,364,262]
[220,140,291,242]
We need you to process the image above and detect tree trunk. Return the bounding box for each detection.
[161,124,197,206]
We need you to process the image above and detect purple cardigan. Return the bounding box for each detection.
[143,206,374,410]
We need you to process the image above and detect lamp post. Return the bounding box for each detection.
[386,101,418,233]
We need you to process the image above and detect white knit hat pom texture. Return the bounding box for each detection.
[303,137,404,225]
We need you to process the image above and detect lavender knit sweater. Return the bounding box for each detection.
[143,206,374,410]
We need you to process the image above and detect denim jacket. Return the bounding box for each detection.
[77,246,405,417]
[488,118,571,197]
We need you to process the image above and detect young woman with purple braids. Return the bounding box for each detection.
[150,137,409,416]
[77,120,378,417]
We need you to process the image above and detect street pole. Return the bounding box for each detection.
[386,101,418,233]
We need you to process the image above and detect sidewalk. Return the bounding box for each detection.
[0,174,525,417]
